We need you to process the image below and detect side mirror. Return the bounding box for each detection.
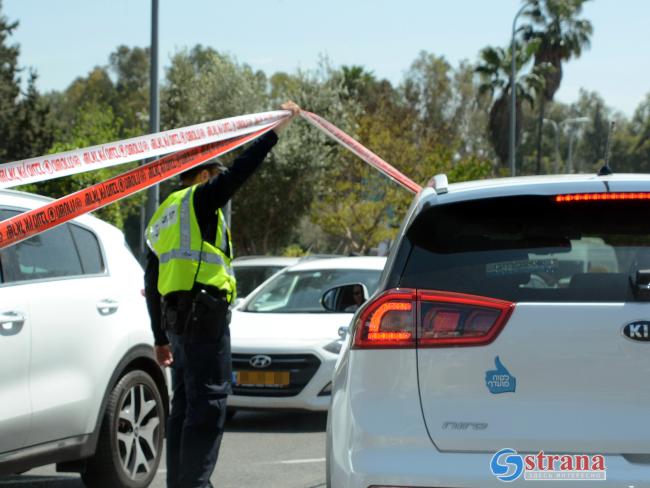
[321,283,369,313]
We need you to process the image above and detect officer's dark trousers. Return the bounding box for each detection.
[166,330,230,488]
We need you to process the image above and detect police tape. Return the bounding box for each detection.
[0,110,290,189]
[0,124,278,249]
[0,110,422,250]
[300,111,422,194]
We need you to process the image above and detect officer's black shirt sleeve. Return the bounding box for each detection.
[144,130,278,346]
[193,131,278,238]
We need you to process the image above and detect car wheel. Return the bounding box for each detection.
[82,370,165,488]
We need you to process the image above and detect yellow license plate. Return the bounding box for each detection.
[235,370,290,387]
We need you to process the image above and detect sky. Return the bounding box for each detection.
[4,0,649,117]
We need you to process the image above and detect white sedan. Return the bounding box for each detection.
[228,256,386,412]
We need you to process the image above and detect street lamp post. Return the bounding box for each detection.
[509,3,527,177]
[140,0,160,259]
[146,0,160,224]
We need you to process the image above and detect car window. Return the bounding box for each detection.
[70,224,105,274]
[0,208,83,283]
[0,208,21,283]
[245,268,381,313]
[234,265,285,297]
[401,195,650,302]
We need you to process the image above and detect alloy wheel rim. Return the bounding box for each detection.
[116,383,160,480]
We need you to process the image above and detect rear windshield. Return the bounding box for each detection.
[400,195,650,302]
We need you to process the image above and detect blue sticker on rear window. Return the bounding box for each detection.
[485,356,516,394]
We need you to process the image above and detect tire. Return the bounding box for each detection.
[82,370,165,488]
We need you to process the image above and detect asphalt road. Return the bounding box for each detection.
[0,410,327,488]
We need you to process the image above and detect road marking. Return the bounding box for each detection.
[3,477,76,484]
[279,457,326,465]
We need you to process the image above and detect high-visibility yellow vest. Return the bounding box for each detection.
[146,186,236,302]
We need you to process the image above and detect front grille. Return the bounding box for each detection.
[231,353,321,397]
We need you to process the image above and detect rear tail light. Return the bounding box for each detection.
[353,289,513,349]
[354,289,416,348]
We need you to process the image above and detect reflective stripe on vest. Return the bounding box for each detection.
[158,249,233,275]
[218,213,229,255]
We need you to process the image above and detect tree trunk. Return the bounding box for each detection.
[535,98,546,175]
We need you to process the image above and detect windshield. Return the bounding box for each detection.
[245,268,381,313]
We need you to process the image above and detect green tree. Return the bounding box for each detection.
[475,42,547,168]
[0,3,20,162]
[51,67,117,141]
[162,46,267,129]
[310,84,493,254]
[8,70,53,161]
[521,0,593,173]
[402,51,455,140]
[615,93,650,173]
[0,4,52,163]
[237,63,357,254]
[109,45,150,133]
[20,102,143,229]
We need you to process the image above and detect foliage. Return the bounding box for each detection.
[475,41,548,165]
[18,103,144,229]
[232,62,357,255]
[521,0,593,173]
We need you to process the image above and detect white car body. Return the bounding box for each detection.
[0,189,167,486]
[328,174,650,487]
[229,256,386,411]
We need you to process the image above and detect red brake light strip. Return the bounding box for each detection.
[555,192,650,203]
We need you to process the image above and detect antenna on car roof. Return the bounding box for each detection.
[597,121,615,176]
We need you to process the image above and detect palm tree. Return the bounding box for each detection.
[521,0,593,173]
[476,42,547,167]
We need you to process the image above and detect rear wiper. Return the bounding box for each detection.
[631,269,650,301]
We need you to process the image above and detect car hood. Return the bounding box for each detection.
[230,309,354,346]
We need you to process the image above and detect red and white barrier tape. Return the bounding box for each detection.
[0,124,278,249]
[300,111,422,194]
[0,110,290,189]
[0,110,422,250]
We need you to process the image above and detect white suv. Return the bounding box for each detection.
[0,189,168,488]
[327,174,650,487]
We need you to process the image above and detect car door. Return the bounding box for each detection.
[9,220,119,447]
[0,208,32,453]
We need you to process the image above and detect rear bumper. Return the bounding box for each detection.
[329,350,650,487]
[339,447,650,488]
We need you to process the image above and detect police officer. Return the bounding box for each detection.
[144,101,300,488]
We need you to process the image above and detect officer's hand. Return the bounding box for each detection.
[274,101,301,135]
[155,344,173,367]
